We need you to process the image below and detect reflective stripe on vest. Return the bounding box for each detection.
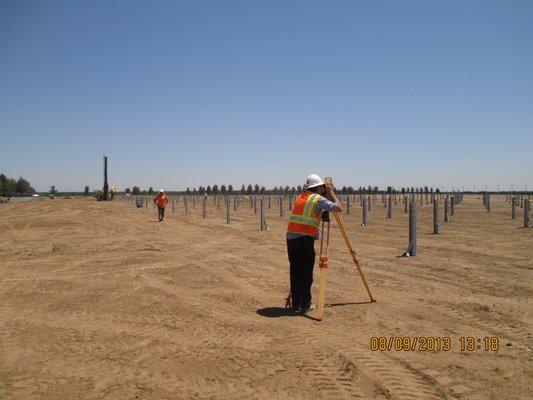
[287,192,321,236]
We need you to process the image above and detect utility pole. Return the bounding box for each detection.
[103,155,109,200]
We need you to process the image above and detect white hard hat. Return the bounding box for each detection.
[305,174,325,189]
[159,189,164,193]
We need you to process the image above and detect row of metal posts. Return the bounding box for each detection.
[121,191,529,234]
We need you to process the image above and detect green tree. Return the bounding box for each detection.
[297,185,302,192]
[246,184,253,195]
[148,187,154,195]
[253,184,260,194]
[228,184,233,194]
[125,187,131,194]
[260,186,266,194]
[15,177,34,194]
[132,186,140,195]
[186,187,191,194]
[84,186,90,196]
[241,185,245,195]
[212,185,219,195]
[206,185,212,195]
[50,185,58,195]
[221,185,227,194]
[0,174,16,196]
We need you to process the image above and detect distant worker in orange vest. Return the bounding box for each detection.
[154,189,169,222]
[286,174,341,313]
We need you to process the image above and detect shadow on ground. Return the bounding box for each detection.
[256,307,300,318]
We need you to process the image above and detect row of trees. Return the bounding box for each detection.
[0,173,35,197]
[122,184,443,196]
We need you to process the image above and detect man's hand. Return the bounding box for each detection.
[324,177,335,199]
[324,177,342,212]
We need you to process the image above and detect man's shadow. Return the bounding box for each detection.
[256,307,300,318]
[256,301,373,319]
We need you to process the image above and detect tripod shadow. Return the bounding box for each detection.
[325,300,374,307]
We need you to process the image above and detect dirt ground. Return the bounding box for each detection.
[0,194,531,399]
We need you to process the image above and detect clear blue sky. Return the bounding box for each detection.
[1,0,532,192]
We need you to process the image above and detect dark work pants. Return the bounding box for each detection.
[287,236,316,309]
[158,207,165,221]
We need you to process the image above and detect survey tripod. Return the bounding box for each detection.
[285,177,376,320]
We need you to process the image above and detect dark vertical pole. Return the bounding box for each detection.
[387,195,392,219]
[260,197,265,230]
[451,195,455,215]
[226,196,230,224]
[103,155,109,200]
[362,197,368,226]
[346,196,350,215]
[525,199,531,228]
[406,202,417,256]
[233,196,237,212]
[487,194,491,212]
[444,196,449,222]
[433,199,440,234]
[172,197,175,213]
[404,196,408,213]
[279,196,283,217]
[268,195,271,209]
[412,202,417,256]
[202,195,207,218]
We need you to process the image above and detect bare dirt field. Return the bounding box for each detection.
[0,195,531,399]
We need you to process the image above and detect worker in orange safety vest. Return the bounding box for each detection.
[286,174,342,313]
[154,189,169,221]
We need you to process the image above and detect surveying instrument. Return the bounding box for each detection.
[285,177,376,321]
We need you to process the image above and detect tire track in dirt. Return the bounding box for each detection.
[147,252,446,400]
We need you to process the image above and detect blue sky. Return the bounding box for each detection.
[1,0,532,192]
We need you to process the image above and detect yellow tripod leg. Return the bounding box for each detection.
[316,220,330,320]
[332,211,376,303]
[316,264,328,320]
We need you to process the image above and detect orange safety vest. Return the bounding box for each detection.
[155,194,168,208]
[287,192,321,237]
